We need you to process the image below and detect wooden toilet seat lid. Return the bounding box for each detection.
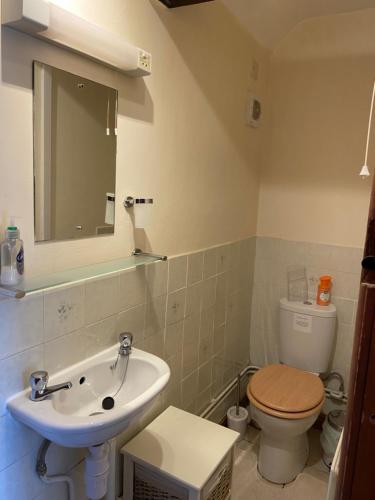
[248,364,325,414]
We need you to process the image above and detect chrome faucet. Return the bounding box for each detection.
[29,371,72,402]
[111,333,133,371]
[119,332,133,356]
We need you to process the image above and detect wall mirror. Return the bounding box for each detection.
[33,61,117,242]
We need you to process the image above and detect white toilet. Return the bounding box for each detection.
[247,298,336,484]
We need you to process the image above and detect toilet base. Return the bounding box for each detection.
[258,430,309,484]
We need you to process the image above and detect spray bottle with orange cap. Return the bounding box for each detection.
[317,275,332,306]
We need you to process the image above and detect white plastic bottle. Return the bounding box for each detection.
[0,219,24,286]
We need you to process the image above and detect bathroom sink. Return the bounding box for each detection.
[7,346,170,447]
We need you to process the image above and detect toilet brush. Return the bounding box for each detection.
[227,373,248,439]
[236,374,240,416]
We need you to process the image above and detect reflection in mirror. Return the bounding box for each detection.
[33,61,117,242]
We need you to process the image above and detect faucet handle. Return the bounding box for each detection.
[119,332,133,346]
[30,371,49,392]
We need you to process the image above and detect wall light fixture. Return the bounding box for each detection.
[1,0,152,77]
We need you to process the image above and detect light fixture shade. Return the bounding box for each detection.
[359,165,370,178]
[1,0,152,77]
[1,0,49,33]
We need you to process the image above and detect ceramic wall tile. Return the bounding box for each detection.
[116,304,146,346]
[0,414,40,472]
[143,333,164,358]
[198,360,212,393]
[145,261,168,298]
[187,252,204,285]
[183,313,200,346]
[213,324,225,354]
[199,330,213,366]
[201,276,216,310]
[216,245,231,274]
[168,256,187,293]
[211,355,226,397]
[229,241,241,268]
[164,321,183,359]
[185,282,202,317]
[200,307,214,338]
[162,383,181,409]
[166,288,186,325]
[0,295,43,360]
[332,297,356,325]
[203,248,217,279]
[32,459,86,500]
[0,452,44,500]
[85,275,120,324]
[0,346,43,417]
[165,350,182,384]
[44,284,85,342]
[331,323,356,387]
[85,315,118,350]
[181,371,198,409]
[329,246,363,273]
[45,316,117,375]
[118,267,146,311]
[333,272,361,301]
[145,295,166,337]
[41,441,85,477]
[31,480,67,500]
[196,386,212,414]
[44,327,92,374]
[240,238,255,269]
[182,340,199,378]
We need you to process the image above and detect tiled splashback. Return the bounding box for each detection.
[0,237,255,500]
[250,237,362,388]
[0,235,361,499]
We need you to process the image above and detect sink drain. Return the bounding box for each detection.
[89,411,104,416]
[102,397,115,410]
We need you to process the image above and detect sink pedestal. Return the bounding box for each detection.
[85,442,110,500]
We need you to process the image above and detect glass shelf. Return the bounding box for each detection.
[4,254,161,297]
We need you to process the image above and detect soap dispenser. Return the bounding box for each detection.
[0,217,24,286]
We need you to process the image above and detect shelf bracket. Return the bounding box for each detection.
[132,248,167,262]
[0,285,26,299]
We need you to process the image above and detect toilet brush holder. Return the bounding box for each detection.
[227,406,248,439]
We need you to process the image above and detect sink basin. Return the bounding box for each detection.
[7,345,170,447]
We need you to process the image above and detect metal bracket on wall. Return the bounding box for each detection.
[132,248,167,261]
[0,285,26,299]
[123,197,154,209]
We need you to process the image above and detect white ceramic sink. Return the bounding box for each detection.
[7,345,170,447]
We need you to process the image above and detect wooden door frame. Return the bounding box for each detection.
[335,181,375,499]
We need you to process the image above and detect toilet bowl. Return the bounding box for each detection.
[247,299,336,484]
[247,364,325,484]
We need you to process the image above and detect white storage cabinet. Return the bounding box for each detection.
[121,406,239,500]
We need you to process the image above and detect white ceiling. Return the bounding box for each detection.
[221,0,375,48]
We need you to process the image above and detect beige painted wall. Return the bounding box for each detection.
[257,9,374,248]
[0,0,268,278]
